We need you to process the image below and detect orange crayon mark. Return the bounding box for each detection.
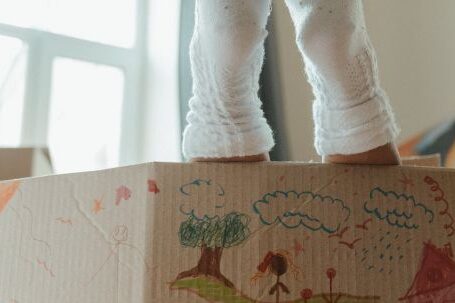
[0,181,20,213]
[92,198,104,214]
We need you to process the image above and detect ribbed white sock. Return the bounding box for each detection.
[285,0,400,155]
[182,0,275,159]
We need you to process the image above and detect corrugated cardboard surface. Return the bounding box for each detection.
[1,162,455,302]
[402,154,441,167]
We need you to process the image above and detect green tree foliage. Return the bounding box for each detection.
[179,212,250,249]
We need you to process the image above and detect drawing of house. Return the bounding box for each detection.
[400,242,455,302]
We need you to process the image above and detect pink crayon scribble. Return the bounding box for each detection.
[292,239,305,257]
[399,173,415,191]
[37,259,55,277]
[115,186,132,206]
[148,179,160,194]
[56,217,73,225]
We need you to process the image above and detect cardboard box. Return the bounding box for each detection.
[0,147,53,181]
[402,154,441,167]
[1,161,455,302]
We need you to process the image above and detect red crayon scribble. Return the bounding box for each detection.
[424,176,455,237]
[148,179,160,194]
[37,259,55,277]
[278,176,285,182]
[399,173,415,191]
[56,217,73,225]
[328,226,350,239]
[399,242,455,302]
[115,186,132,206]
[356,218,373,231]
[292,239,305,257]
[339,238,361,250]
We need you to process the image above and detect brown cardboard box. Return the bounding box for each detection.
[0,147,53,181]
[0,161,454,302]
[402,154,442,167]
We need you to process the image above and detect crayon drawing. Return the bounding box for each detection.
[400,242,455,302]
[253,190,351,234]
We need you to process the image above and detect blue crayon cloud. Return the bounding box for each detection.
[252,190,351,234]
[364,187,434,229]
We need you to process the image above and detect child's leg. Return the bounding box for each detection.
[285,0,400,164]
[182,0,274,161]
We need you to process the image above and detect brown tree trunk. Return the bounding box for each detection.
[176,245,234,288]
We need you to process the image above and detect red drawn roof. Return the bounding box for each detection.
[400,242,455,300]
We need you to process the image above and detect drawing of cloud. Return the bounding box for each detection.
[364,188,434,229]
[179,179,226,218]
[180,179,225,197]
[252,190,351,234]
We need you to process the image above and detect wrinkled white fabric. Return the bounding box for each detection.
[182,0,274,159]
[285,0,399,155]
[182,0,399,159]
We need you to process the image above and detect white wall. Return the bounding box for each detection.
[273,0,455,161]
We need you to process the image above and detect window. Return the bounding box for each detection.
[48,58,124,173]
[0,0,137,47]
[0,36,27,146]
[0,0,151,173]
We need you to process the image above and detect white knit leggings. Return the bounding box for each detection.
[182,0,399,159]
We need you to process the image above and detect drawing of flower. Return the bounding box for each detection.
[300,288,313,303]
[326,268,337,303]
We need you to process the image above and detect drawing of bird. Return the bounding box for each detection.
[339,238,362,250]
[356,218,373,230]
[328,226,350,239]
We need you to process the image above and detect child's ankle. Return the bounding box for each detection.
[191,153,270,163]
[323,143,401,165]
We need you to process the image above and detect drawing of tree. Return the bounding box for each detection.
[176,211,250,288]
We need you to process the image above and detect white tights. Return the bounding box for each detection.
[182,0,399,159]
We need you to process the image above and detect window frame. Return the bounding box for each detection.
[0,0,149,167]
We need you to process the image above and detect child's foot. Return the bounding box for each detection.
[323,143,401,165]
[191,153,270,162]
